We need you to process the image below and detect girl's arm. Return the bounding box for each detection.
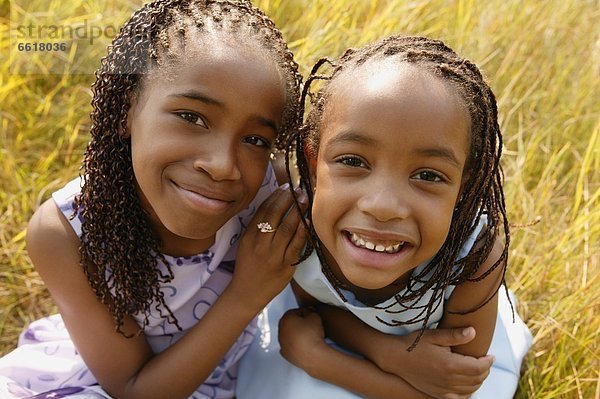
[285,283,491,398]
[437,235,505,357]
[279,308,433,399]
[26,187,307,399]
[314,306,491,399]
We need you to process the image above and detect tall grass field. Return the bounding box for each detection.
[1,0,598,397]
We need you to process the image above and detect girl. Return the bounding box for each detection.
[237,35,531,399]
[0,1,307,398]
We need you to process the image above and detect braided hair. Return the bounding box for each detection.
[287,35,509,349]
[76,0,302,336]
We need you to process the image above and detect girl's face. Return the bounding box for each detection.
[311,61,470,300]
[128,39,286,256]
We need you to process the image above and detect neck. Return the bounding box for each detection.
[160,236,216,257]
[155,223,216,257]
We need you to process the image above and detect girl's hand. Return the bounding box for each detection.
[230,184,308,311]
[278,307,328,374]
[370,327,493,398]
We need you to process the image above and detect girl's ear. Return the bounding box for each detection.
[309,158,317,190]
[304,141,318,188]
[123,90,143,139]
[122,104,135,139]
[456,169,471,207]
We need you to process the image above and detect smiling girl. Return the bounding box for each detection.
[0,1,306,398]
[238,35,532,399]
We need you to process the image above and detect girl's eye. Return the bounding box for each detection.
[413,170,445,182]
[338,155,367,168]
[177,112,208,128]
[244,135,271,149]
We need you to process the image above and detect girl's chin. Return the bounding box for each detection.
[343,271,400,291]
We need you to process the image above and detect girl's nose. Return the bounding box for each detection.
[357,183,411,222]
[193,139,241,181]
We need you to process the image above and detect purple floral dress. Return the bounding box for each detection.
[0,166,278,399]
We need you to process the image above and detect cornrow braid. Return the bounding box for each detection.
[77,0,302,337]
[288,35,509,349]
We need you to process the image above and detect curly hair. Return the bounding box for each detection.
[287,35,509,349]
[76,0,302,336]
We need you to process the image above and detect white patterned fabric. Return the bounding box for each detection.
[0,166,278,399]
[237,217,532,399]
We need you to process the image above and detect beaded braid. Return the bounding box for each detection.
[287,35,509,349]
[76,0,302,337]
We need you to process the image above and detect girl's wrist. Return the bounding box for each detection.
[300,341,336,378]
[368,334,408,374]
[220,283,264,319]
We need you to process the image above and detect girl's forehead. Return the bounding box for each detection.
[140,40,283,102]
[149,31,276,77]
[319,60,470,158]
[134,37,286,122]
[331,59,438,96]
[325,60,465,123]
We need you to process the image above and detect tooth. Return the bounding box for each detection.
[349,232,407,253]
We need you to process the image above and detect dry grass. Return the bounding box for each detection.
[2,0,598,397]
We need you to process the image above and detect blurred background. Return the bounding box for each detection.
[1,0,598,397]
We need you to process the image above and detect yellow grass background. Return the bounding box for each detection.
[1,0,598,397]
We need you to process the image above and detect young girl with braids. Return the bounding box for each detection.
[0,1,308,398]
[237,35,531,399]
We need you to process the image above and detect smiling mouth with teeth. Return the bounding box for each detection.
[347,232,406,254]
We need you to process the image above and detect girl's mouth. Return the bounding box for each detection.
[346,231,406,254]
[172,180,233,213]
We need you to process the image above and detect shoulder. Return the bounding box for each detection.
[470,231,505,281]
[26,197,81,277]
[439,235,505,357]
[26,199,155,394]
[448,234,505,306]
[292,253,352,308]
[292,252,325,293]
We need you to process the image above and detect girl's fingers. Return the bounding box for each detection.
[442,366,490,394]
[458,355,494,377]
[441,366,489,390]
[443,382,485,397]
[247,183,309,265]
[251,184,294,238]
[267,187,307,243]
[283,216,309,266]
